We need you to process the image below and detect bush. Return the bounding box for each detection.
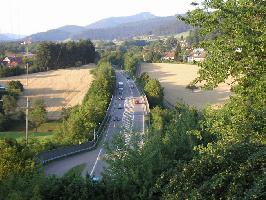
[75,61,82,67]
[0,66,25,78]
[7,81,24,92]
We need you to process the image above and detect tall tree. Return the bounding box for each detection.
[29,99,47,132]
[2,95,16,114]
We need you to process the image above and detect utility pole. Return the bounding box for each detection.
[26,62,29,86]
[94,128,96,141]
[25,97,29,145]
[26,43,29,86]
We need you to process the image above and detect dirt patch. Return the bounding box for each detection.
[0,65,95,119]
[141,63,232,109]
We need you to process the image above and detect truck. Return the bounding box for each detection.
[118,82,124,90]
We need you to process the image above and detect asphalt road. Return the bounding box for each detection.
[44,70,146,179]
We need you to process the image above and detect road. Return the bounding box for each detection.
[44,70,146,178]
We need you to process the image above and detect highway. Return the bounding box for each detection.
[44,70,146,178]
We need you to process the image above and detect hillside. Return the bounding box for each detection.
[74,16,190,40]
[86,12,157,29]
[0,33,25,41]
[26,13,191,41]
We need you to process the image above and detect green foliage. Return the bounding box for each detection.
[144,79,164,108]
[0,138,35,181]
[36,40,95,70]
[163,142,266,199]
[138,73,164,108]
[2,95,16,114]
[124,53,139,76]
[7,80,24,92]
[28,99,47,132]
[0,66,25,78]
[104,104,201,199]
[105,51,124,67]
[0,113,6,131]
[165,36,178,51]
[57,59,115,144]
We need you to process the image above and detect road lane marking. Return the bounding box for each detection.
[90,148,103,176]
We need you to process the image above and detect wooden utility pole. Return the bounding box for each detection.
[25,97,29,145]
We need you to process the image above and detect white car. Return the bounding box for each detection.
[118,104,123,109]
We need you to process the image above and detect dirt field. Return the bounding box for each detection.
[141,63,232,109]
[0,65,95,119]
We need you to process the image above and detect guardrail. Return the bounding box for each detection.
[38,95,114,164]
[163,98,175,109]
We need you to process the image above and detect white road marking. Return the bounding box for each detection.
[90,148,103,176]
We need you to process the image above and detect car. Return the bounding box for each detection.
[130,85,134,89]
[92,176,100,182]
[118,104,123,109]
[113,116,120,121]
[126,76,130,80]
[134,100,140,104]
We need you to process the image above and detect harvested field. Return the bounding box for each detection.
[0,65,95,119]
[141,63,232,109]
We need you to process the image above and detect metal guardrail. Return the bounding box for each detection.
[163,99,175,109]
[38,95,114,164]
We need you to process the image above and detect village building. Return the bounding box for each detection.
[162,51,175,61]
[2,56,23,67]
[187,48,206,62]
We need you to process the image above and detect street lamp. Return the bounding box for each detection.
[94,122,101,141]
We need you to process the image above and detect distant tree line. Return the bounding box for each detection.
[36,40,95,71]
[0,40,96,78]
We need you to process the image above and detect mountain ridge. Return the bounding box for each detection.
[86,12,157,29]
[24,12,190,41]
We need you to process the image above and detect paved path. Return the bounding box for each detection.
[44,70,146,178]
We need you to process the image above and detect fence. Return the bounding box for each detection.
[37,95,114,164]
[163,98,175,109]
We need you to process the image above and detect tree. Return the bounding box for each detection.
[174,42,182,61]
[124,54,139,76]
[144,79,164,108]
[7,80,24,93]
[0,113,6,131]
[165,36,177,51]
[2,95,17,114]
[0,138,35,181]
[28,99,47,132]
[180,0,266,142]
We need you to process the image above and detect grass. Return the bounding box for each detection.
[0,131,54,142]
[0,120,61,142]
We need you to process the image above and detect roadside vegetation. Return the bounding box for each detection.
[0,0,265,199]
[56,58,116,144]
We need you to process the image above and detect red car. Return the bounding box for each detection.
[134,100,140,104]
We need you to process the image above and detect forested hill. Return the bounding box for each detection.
[26,15,191,41]
[73,16,191,40]
[86,12,157,29]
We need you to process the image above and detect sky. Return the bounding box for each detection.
[0,0,200,36]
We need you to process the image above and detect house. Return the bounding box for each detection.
[162,51,175,60]
[187,48,206,63]
[2,56,23,67]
